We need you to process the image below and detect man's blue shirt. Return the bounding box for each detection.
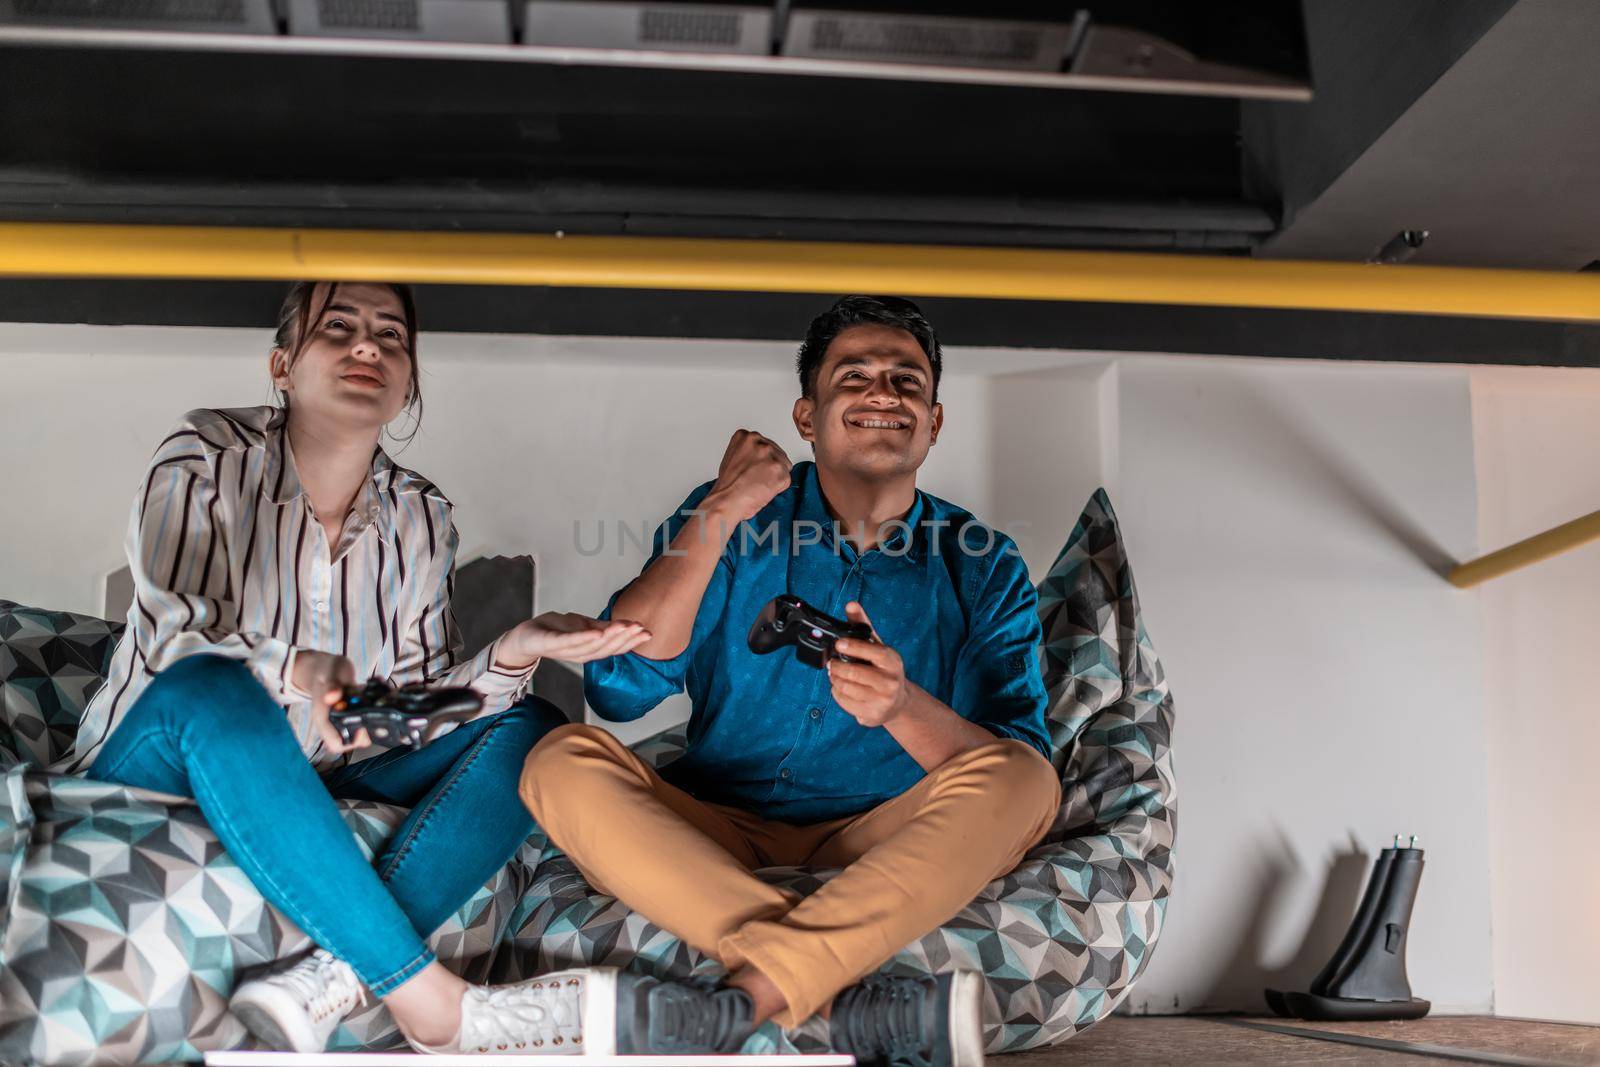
[585,461,1049,824]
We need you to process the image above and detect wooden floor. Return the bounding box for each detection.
[1006,1016,1600,1065]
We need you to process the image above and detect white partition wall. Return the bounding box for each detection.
[1106,356,1492,1015]
[1470,368,1600,1026]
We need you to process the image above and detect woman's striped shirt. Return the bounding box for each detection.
[62,405,533,775]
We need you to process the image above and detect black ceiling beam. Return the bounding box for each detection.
[0,177,1275,232]
[0,41,1257,261]
[3,279,1596,368]
[0,177,1273,251]
[0,44,1247,198]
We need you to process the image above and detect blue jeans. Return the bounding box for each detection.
[87,654,565,995]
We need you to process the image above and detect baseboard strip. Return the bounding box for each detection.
[1219,1018,1573,1067]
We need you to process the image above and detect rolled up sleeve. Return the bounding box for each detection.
[950,540,1051,759]
[584,480,733,722]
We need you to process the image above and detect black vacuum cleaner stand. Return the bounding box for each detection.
[1265,836,1431,1021]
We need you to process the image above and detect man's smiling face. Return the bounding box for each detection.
[793,323,943,481]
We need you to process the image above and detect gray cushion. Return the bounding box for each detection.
[0,600,122,771]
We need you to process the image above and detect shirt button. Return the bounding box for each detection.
[313,600,327,612]
[780,768,793,780]
[809,707,822,720]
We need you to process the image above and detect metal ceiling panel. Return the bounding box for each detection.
[524,0,772,55]
[283,0,514,42]
[0,0,274,33]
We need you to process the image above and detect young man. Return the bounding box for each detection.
[520,296,1060,1067]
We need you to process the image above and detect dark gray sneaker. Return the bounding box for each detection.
[829,971,986,1067]
[615,973,757,1054]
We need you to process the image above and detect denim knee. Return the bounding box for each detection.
[139,654,281,734]
[485,696,569,748]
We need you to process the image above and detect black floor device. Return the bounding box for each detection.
[1265,837,1432,1022]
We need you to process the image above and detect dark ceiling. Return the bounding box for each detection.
[0,44,1262,247]
[3,51,1245,195]
[1,0,1597,366]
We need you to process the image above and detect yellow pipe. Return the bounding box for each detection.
[1450,509,1600,588]
[3,221,1600,321]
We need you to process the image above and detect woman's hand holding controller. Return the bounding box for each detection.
[294,650,368,754]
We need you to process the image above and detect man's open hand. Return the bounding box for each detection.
[827,602,912,728]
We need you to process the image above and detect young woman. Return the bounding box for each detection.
[66,281,651,1054]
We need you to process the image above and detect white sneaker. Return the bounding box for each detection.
[230,949,367,1053]
[409,967,619,1056]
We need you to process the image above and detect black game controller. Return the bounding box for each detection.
[747,594,875,669]
[330,680,484,747]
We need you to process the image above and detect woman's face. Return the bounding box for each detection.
[271,282,414,434]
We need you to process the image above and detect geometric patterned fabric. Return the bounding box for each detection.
[0,490,1175,1064]
[0,601,122,771]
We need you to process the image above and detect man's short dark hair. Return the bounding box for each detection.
[796,295,942,401]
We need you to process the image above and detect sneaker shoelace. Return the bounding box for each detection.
[836,976,932,1067]
[645,981,752,1053]
[277,951,366,1023]
[458,977,585,1054]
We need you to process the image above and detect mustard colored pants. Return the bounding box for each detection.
[520,723,1060,1026]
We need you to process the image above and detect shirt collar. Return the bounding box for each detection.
[885,490,927,559]
[364,449,399,545]
[794,460,927,562]
[262,410,398,545]
[262,409,302,505]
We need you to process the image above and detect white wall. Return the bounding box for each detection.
[1470,367,1600,1026]
[1102,356,1494,1015]
[2,324,1512,1014]
[988,360,1114,579]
